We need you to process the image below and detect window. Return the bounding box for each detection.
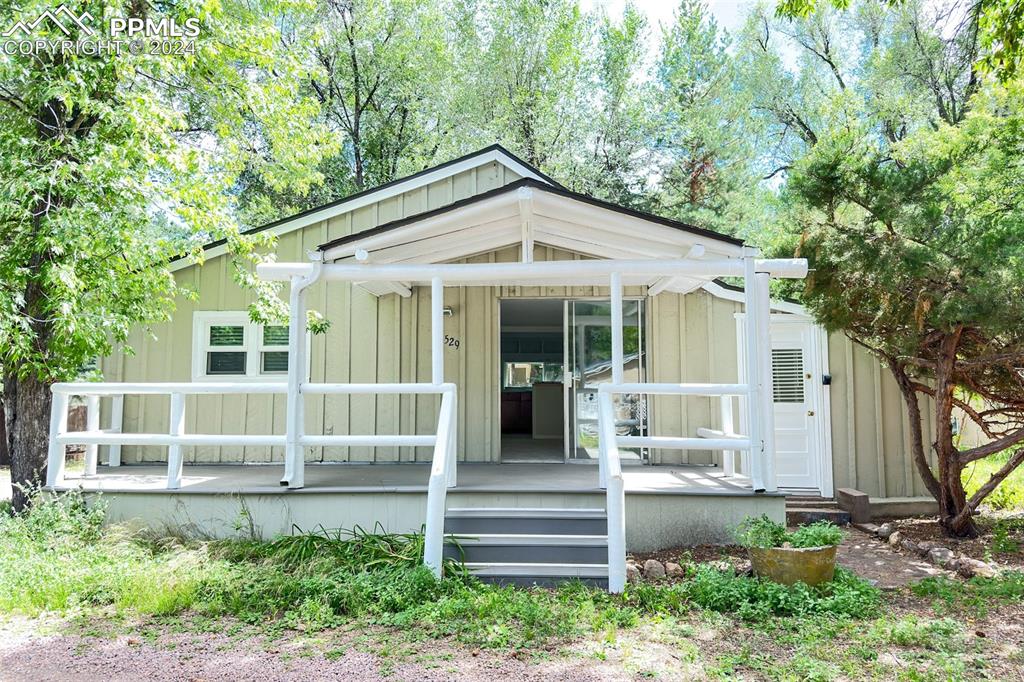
[503,362,563,389]
[192,312,297,381]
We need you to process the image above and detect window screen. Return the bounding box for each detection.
[771,348,805,403]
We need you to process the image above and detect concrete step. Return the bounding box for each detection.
[444,534,608,564]
[444,508,608,535]
[786,507,851,526]
[785,499,839,510]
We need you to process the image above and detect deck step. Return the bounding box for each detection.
[443,507,609,585]
[463,562,609,588]
[444,508,608,535]
[444,534,608,564]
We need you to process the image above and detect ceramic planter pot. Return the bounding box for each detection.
[748,545,838,586]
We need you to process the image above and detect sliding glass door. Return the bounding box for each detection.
[566,300,646,461]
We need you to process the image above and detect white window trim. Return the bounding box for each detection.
[191,311,310,382]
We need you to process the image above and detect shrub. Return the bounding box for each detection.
[734,515,789,548]
[734,515,843,549]
[789,521,844,548]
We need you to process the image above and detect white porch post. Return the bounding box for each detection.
[107,394,124,467]
[84,394,99,476]
[601,272,624,490]
[167,392,185,489]
[754,271,778,492]
[283,256,322,489]
[743,253,766,492]
[431,277,444,385]
[45,391,70,488]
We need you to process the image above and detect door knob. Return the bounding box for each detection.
[807,410,815,416]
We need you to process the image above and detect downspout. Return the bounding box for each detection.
[282,250,325,489]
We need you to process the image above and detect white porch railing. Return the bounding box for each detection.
[47,382,456,489]
[596,383,754,593]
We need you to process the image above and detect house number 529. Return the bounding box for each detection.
[444,335,461,349]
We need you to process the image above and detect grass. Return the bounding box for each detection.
[0,491,882,649]
[3,492,1023,677]
[962,450,1024,510]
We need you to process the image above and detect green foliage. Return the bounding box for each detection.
[734,515,789,549]
[775,0,1024,82]
[790,521,844,548]
[963,451,1024,511]
[0,0,339,384]
[911,571,1024,616]
[625,565,880,622]
[734,515,843,548]
[0,493,881,648]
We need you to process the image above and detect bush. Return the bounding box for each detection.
[624,565,880,622]
[734,515,843,549]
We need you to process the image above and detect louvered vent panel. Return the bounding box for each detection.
[772,348,805,403]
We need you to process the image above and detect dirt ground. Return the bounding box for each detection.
[883,514,1024,571]
[632,529,950,589]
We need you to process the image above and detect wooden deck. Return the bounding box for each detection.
[59,462,763,497]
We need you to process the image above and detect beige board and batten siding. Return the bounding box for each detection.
[645,290,938,499]
[99,158,928,498]
[100,161,522,464]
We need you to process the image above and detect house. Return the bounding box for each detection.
[46,145,936,591]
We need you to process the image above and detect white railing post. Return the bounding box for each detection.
[754,271,778,492]
[108,394,124,467]
[424,386,455,578]
[45,391,70,488]
[431,277,443,385]
[84,394,99,476]
[446,389,457,488]
[598,390,626,593]
[720,395,736,477]
[744,253,766,492]
[167,392,185,490]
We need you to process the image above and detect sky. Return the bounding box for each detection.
[579,0,759,35]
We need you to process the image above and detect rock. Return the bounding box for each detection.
[643,559,666,580]
[666,561,684,579]
[958,557,999,579]
[876,522,896,540]
[900,538,919,555]
[888,530,902,547]
[927,547,955,566]
[708,560,735,574]
[626,563,641,583]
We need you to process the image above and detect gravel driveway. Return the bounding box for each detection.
[0,617,698,682]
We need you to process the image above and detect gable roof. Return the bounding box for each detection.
[169,144,557,272]
[318,177,744,255]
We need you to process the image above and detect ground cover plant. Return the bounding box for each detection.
[735,515,844,549]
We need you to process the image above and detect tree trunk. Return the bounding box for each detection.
[2,373,53,512]
[932,329,979,538]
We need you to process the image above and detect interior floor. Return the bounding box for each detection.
[500,434,563,462]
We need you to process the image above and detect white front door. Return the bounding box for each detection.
[769,319,820,490]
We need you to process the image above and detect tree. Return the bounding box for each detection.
[651,0,766,235]
[0,0,337,510]
[783,81,1024,537]
[776,0,1022,81]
